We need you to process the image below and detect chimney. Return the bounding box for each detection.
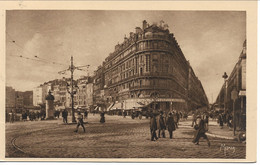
[143,20,147,30]
[135,27,142,34]
[124,34,127,42]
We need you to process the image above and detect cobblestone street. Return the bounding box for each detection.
[5,115,246,158]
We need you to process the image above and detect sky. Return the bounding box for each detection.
[6,10,246,103]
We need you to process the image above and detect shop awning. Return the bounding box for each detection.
[111,102,123,110]
[239,90,246,96]
[124,99,153,110]
[107,102,115,111]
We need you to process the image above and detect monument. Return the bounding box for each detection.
[45,90,55,120]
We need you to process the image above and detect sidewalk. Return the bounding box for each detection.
[206,118,244,141]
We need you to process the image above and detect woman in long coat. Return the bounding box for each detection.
[166,113,176,139]
[192,117,210,147]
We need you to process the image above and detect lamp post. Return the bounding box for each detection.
[59,56,90,123]
[222,72,228,113]
[231,87,238,136]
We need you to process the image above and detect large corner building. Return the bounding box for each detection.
[93,20,208,113]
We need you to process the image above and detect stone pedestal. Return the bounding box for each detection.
[45,90,55,120]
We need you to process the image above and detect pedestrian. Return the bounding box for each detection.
[74,111,85,133]
[9,110,15,123]
[57,111,60,118]
[223,112,227,124]
[157,111,166,138]
[191,112,196,127]
[192,116,210,147]
[62,109,68,124]
[173,111,178,129]
[131,111,135,119]
[123,110,127,118]
[183,112,188,120]
[226,112,233,129]
[29,112,32,121]
[218,113,224,129]
[204,113,209,131]
[32,111,36,121]
[84,110,88,119]
[166,112,176,139]
[138,111,142,120]
[36,111,40,120]
[150,111,158,141]
[176,111,180,126]
[22,111,27,122]
[100,111,105,123]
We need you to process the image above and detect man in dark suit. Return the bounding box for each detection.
[150,111,158,141]
[166,112,176,139]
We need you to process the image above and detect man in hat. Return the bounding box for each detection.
[192,115,210,147]
[158,111,166,138]
[166,112,176,139]
[74,111,85,133]
[62,109,68,124]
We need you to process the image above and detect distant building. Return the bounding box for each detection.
[33,86,43,106]
[15,91,24,108]
[70,76,93,109]
[23,91,33,106]
[33,83,52,106]
[6,86,16,109]
[86,83,94,108]
[6,86,33,114]
[93,65,105,111]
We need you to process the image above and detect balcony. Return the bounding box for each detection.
[129,85,169,91]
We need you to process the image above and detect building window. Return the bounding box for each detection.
[145,55,150,72]
[135,57,138,74]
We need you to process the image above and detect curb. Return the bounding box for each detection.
[178,125,237,141]
[206,132,237,140]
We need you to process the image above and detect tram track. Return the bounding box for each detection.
[9,125,62,158]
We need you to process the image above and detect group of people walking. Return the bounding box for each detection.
[217,112,233,129]
[149,110,180,141]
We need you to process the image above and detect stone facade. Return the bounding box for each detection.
[6,86,16,109]
[94,20,208,112]
[215,40,246,130]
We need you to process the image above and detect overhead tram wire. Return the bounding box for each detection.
[6,32,67,67]
[8,55,63,75]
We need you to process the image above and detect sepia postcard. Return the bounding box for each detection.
[0,1,257,162]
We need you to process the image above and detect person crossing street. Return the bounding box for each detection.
[74,111,85,133]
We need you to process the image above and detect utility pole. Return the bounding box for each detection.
[58,56,90,123]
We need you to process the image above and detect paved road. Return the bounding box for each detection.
[5,114,246,158]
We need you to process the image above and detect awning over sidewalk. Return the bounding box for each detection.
[107,102,115,111]
[124,99,153,110]
[109,98,186,111]
[239,90,246,96]
[111,102,123,110]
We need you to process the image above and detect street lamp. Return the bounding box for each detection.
[222,72,228,113]
[59,56,90,123]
